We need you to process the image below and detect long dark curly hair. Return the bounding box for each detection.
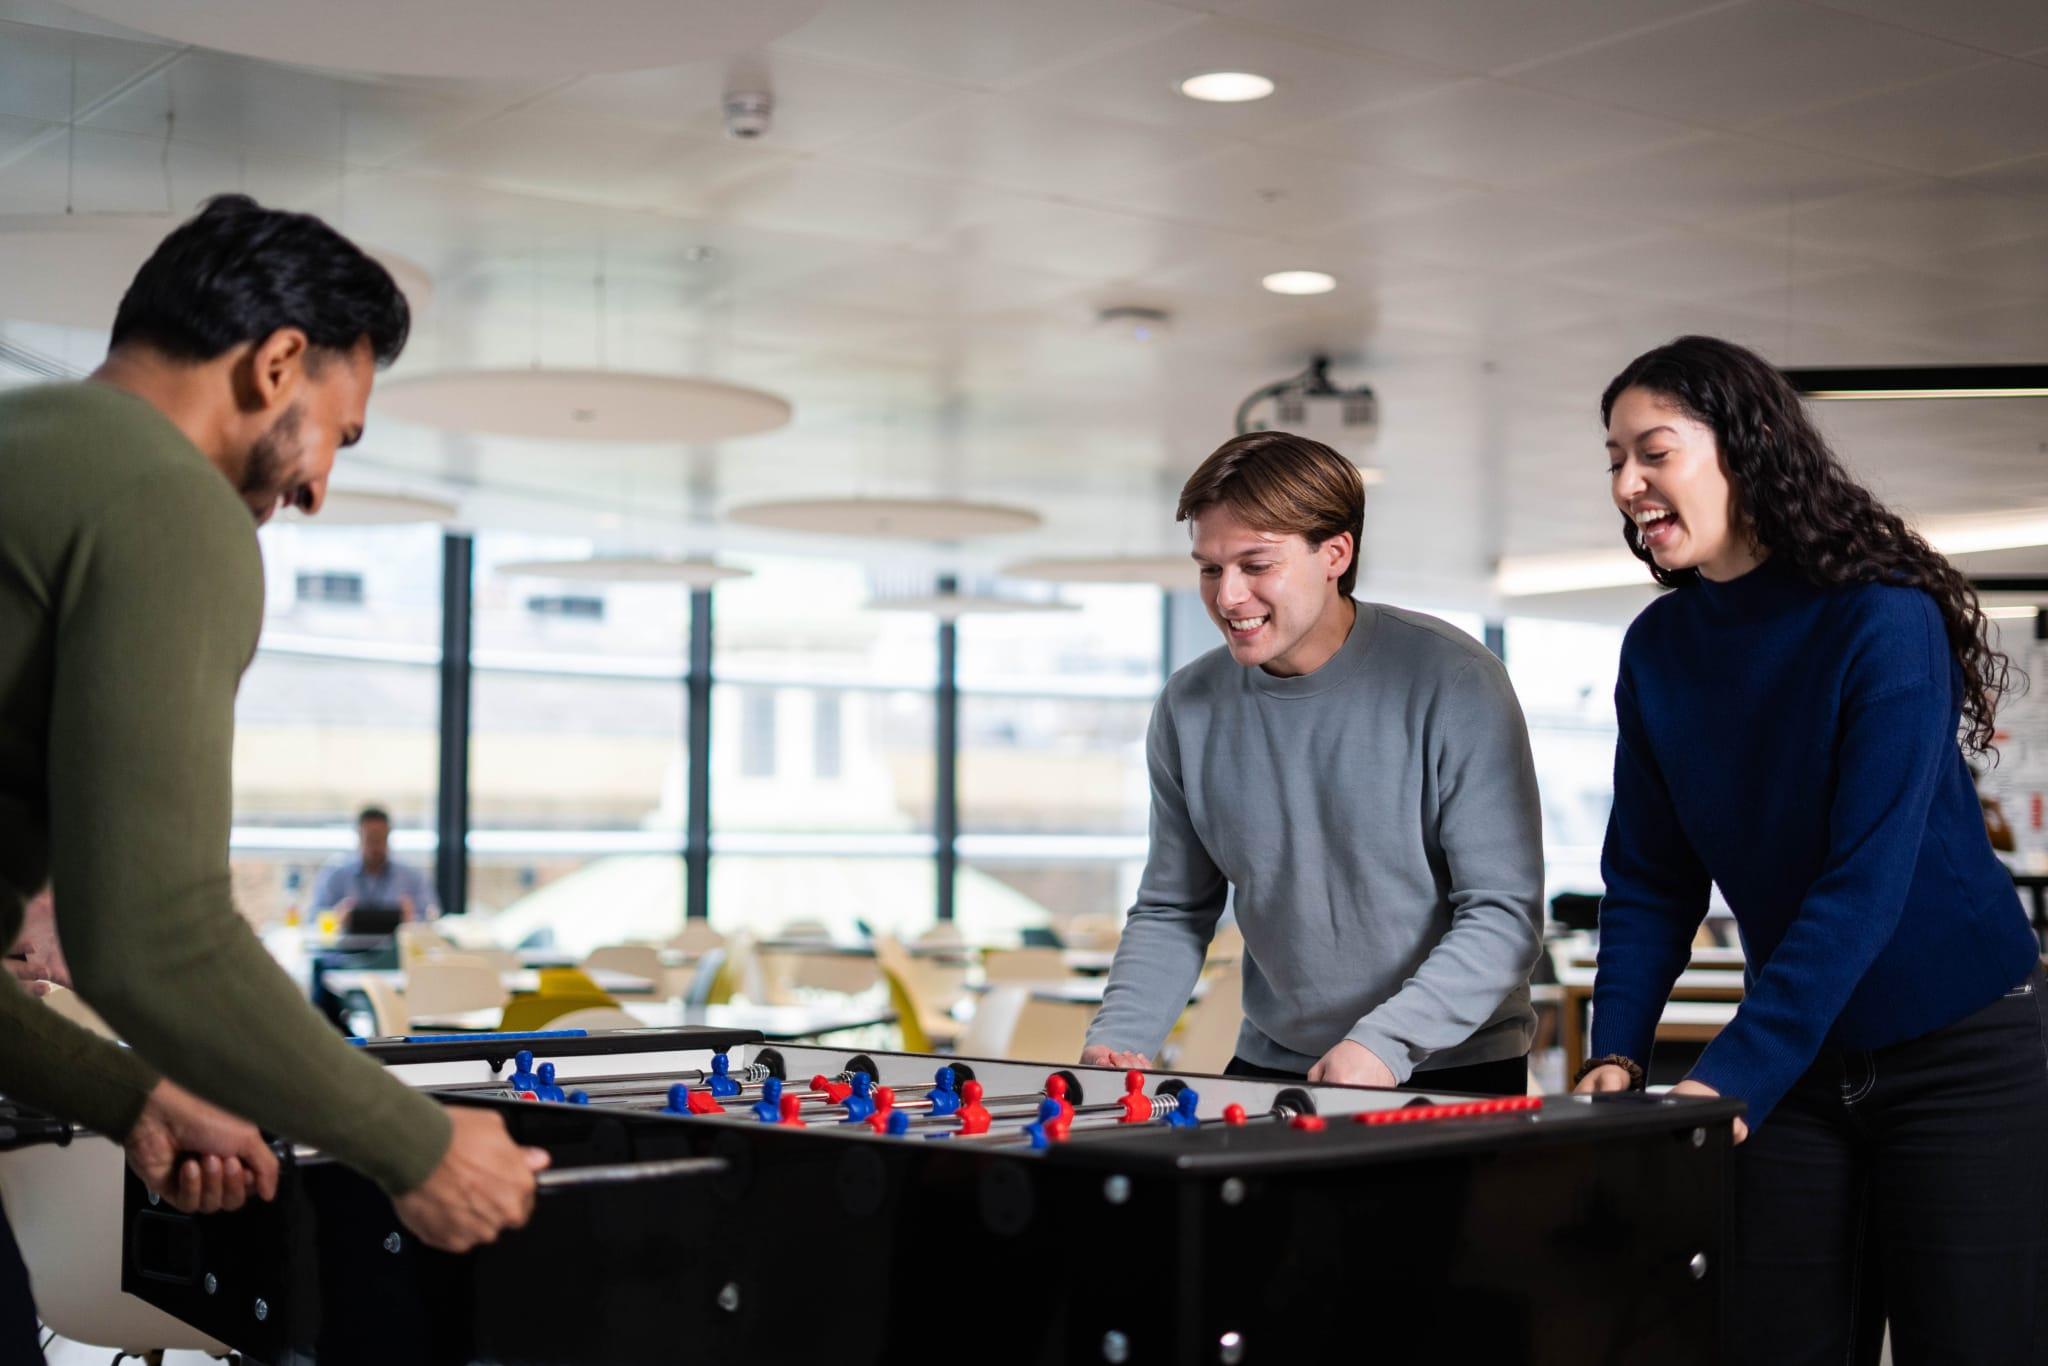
[1601,335,2013,756]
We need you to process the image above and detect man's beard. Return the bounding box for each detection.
[241,403,304,522]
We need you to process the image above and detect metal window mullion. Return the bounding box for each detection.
[685,588,712,921]
[435,532,473,918]
[935,575,959,922]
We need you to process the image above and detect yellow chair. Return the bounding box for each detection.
[501,993,617,1032]
[543,1006,643,1032]
[537,966,606,996]
[880,966,934,1054]
[874,936,961,1050]
[703,952,740,1005]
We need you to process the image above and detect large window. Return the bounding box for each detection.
[463,534,690,949]
[1504,616,1623,899]
[707,553,938,938]
[957,585,1161,936]
[231,522,442,927]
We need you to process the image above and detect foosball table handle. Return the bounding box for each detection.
[536,1155,730,1191]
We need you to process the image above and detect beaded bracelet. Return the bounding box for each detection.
[1572,1053,1646,1090]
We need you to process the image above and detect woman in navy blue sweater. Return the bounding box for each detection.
[1574,336,2044,1364]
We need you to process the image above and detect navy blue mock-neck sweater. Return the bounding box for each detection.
[1590,554,2037,1128]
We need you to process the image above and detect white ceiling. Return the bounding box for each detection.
[2,0,2045,617]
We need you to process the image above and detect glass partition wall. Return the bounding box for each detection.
[232,536,1635,943]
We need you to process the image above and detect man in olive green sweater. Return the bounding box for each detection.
[0,198,544,1348]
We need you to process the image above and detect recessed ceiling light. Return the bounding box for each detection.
[1179,71,1275,103]
[1261,270,1336,296]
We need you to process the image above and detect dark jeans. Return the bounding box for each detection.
[1728,965,2048,1365]
[0,1202,43,1365]
[1224,1051,1530,1097]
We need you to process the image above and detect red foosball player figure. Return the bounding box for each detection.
[1116,1071,1153,1123]
[1043,1074,1075,1124]
[865,1086,897,1133]
[778,1091,806,1127]
[811,1073,854,1104]
[955,1079,992,1136]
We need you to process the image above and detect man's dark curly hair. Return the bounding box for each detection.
[110,194,408,368]
[1602,334,2013,757]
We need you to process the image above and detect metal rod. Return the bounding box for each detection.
[538,1156,728,1189]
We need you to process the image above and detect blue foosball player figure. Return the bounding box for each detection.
[751,1076,785,1124]
[1166,1089,1201,1128]
[707,1052,742,1098]
[536,1062,567,1103]
[510,1049,539,1093]
[841,1071,877,1123]
[1024,1096,1065,1148]
[927,1067,962,1118]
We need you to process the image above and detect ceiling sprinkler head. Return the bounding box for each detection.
[1095,305,1172,342]
[723,92,773,140]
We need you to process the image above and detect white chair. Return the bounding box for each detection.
[1006,998,1096,1064]
[0,989,228,1357]
[1061,913,1123,951]
[440,945,519,974]
[582,944,664,985]
[403,956,508,1019]
[667,921,725,955]
[759,948,879,1000]
[982,947,1069,983]
[954,984,1030,1059]
[543,1006,644,1033]
[396,922,457,967]
[357,974,408,1037]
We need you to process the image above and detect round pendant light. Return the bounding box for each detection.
[864,594,1077,621]
[495,556,751,587]
[727,498,1042,540]
[1003,555,1196,588]
[280,489,458,526]
[0,213,433,331]
[375,369,791,443]
[53,0,830,78]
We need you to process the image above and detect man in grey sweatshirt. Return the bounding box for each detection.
[1081,431,1544,1091]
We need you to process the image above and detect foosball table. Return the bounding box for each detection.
[122,1028,1740,1364]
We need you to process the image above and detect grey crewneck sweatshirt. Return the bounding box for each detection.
[1086,603,1544,1080]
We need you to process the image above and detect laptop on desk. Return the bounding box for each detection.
[341,904,404,937]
